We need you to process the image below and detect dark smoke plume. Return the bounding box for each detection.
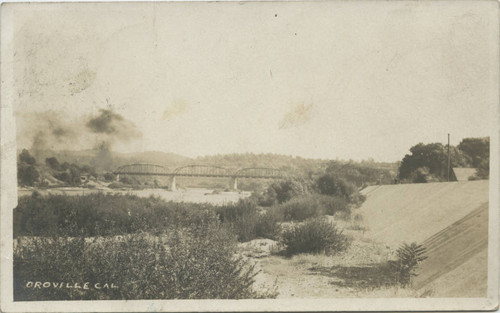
[86,109,141,141]
[86,109,142,170]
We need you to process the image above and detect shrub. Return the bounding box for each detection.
[279,196,325,221]
[216,199,281,241]
[318,195,350,215]
[257,179,307,206]
[278,194,351,222]
[390,242,427,287]
[14,222,274,300]
[280,217,350,256]
[255,208,283,240]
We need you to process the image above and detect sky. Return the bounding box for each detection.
[8,1,498,162]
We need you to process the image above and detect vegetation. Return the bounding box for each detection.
[399,137,490,183]
[17,149,40,187]
[14,193,220,237]
[390,242,427,287]
[216,199,281,242]
[277,194,350,222]
[14,223,273,300]
[280,217,350,256]
[255,178,310,206]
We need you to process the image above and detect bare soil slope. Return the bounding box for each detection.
[360,180,489,246]
[414,203,488,297]
[360,180,489,297]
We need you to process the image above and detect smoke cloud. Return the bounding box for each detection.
[16,111,79,156]
[16,108,142,170]
[86,109,142,170]
[86,109,142,141]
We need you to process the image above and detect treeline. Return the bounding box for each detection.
[18,148,398,190]
[17,149,102,187]
[398,137,489,183]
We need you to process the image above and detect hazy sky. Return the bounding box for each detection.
[9,1,498,161]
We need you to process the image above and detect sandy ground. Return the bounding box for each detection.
[238,236,420,298]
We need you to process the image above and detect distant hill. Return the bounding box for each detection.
[22,149,192,169]
[116,151,191,167]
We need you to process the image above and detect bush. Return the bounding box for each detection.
[257,179,307,206]
[14,222,274,300]
[216,199,281,242]
[280,217,350,256]
[390,242,427,287]
[278,195,351,222]
[279,196,325,221]
[255,208,283,240]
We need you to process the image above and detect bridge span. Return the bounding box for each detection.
[113,163,288,190]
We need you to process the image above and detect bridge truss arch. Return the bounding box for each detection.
[173,164,230,177]
[233,167,287,179]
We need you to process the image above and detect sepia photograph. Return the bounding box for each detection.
[0,1,498,311]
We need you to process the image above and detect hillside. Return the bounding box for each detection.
[25,149,192,169]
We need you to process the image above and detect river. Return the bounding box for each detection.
[17,187,251,205]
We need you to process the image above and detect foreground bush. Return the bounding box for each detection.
[14,222,274,300]
[280,217,350,256]
[390,242,428,287]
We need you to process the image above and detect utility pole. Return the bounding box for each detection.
[447,133,451,182]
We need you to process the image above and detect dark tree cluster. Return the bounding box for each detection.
[45,157,97,186]
[398,137,490,183]
[17,149,39,187]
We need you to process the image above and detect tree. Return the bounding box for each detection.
[476,159,490,179]
[398,143,469,183]
[458,137,489,178]
[103,172,116,182]
[45,157,62,171]
[258,179,306,206]
[17,163,40,186]
[316,174,357,200]
[19,149,36,165]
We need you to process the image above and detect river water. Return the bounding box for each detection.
[17,187,251,205]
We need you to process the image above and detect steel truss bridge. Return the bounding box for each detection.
[113,163,288,190]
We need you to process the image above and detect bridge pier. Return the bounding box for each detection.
[116,174,120,182]
[229,177,238,190]
[170,176,177,191]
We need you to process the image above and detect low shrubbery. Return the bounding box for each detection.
[216,199,281,241]
[277,194,351,222]
[14,193,284,242]
[14,193,219,237]
[280,217,350,256]
[14,222,274,300]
